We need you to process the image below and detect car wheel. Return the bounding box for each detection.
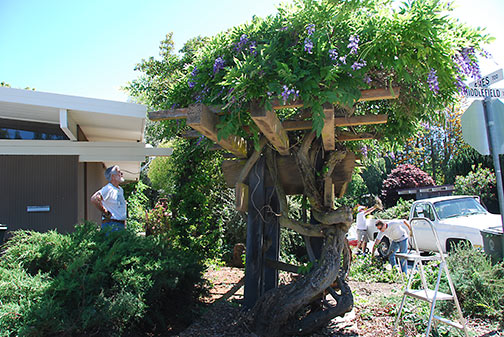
[377,237,390,257]
[446,239,470,253]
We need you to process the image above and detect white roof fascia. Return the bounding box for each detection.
[59,108,78,140]
[0,140,173,162]
[0,87,146,118]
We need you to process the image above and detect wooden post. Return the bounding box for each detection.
[263,186,280,293]
[244,157,265,309]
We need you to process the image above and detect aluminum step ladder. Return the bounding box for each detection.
[394,217,469,337]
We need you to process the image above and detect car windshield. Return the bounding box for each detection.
[434,198,488,219]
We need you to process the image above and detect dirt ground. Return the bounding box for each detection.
[178,266,503,337]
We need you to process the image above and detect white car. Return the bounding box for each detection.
[365,195,501,255]
[408,195,501,253]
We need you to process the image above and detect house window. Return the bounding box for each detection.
[0,118,68,140]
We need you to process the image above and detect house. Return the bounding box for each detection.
[0,87,171,234]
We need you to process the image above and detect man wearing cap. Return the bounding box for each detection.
[90,165,127,231]
[355,205,377,254]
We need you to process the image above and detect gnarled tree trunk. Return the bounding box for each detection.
[250,134,354,336]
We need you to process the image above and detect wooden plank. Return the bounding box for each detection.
[148,108,189,121]
[358,86,400,102]
[186,104,247,158]
[244,157,265,309]
[250,103,290,156]
[281,114,388,131]
[271,99,304,110]
[322,104,335,151]
[336,131,376,141]
[148,105,222,121]
[223,152,356,196]
[235,182,249,212]
[324,177,334,208]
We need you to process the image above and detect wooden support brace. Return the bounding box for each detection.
[336,131,376,142]
[282,114,388,131]
[235,182,249,212]
[322,104,335,151]
[250,102,290,156]
[324,177,334,208]
[358,87,400,102]
[148,108,189,121]
[187,104,247,158]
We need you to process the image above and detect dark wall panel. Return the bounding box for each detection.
[0,155,78,234]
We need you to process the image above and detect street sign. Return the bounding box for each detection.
[469,69,503,88]
[461,87,504,99]
[461,99,504,155]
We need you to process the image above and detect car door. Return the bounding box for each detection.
[410,202,438,252]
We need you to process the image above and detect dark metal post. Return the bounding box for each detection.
[483,97,504,232]
[263,186,280,293]
[244,157,265,309]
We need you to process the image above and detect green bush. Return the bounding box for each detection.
[374,198,413,220]
[454,164,498,213]
[0,223,205,336]
[349,254,400,283]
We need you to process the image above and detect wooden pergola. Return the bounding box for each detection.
[149,86,399,308]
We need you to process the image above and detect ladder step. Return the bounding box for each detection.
[395,253,444,261]
[433,315,464,330]
[404,289,454,302]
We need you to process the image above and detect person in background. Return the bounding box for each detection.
[90,165,127,232]
[355,205,378,255]
[371,219,412,273]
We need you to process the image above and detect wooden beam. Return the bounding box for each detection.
[265,258,300,273]
[336,131,376,141]
[322,104,335,151]
[148,105,222,121]
[250,102,290,156]
[358,87,400,102]
[271,99,304,110]
[186,104,247,158]
[281,114,388,131]
[59,109,77,141]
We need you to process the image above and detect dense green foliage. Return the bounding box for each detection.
[349,254,400,283]
[0,224,205,337]
[454,164,498,213]
[129,0,490,148]
[374,198,414,219]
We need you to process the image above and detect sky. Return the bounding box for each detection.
[1,0,503,103]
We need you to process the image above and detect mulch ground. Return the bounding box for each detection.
[177,266,503,337]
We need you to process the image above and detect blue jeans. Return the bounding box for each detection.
[101,220,125,232]
[388,238,408,273]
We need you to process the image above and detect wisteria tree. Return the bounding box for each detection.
[128,0,490,335]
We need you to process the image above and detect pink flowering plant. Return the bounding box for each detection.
[131,0,491,146]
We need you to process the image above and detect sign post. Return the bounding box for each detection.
[461,69,504,233]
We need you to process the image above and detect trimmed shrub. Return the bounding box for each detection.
[0,223,205,337]
[374,198,413,220]
[381,164,435,207]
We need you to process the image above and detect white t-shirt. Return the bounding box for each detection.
[356,211,367,230]
[100,183,127,220]
[376,220,409,242]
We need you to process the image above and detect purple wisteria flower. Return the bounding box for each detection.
[306,24,315,36]
[279,26,289,31]
[213,56,225,74]
[454,47,481,80]
[304,38,313,54]
[347,35,360,55]
[234,34,250,52]
[363,75,372,84]
[249,41,257,55]
[427,68,439,94]
[360,145,368,158]
[281,85,300,104]
[351,60,366,71]
[329,49,338,61]
[339,55,347,64]
[188,66,198,88]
